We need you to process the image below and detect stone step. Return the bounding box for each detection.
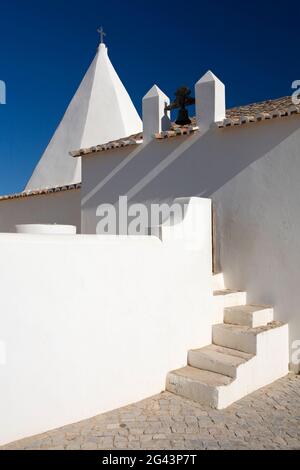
[188,344,253,378]
[166,366,232,408]
[213,289,247,307]
[166,321,288,409]
[212,321,285,354]
[212,273,225,291]
[213,289,247,324]
[224,304,274,328]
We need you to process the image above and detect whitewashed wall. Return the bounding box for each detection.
[0,198,212,445]
[81,115,300,369]
[0,189,81,233]
[212,120,300,373]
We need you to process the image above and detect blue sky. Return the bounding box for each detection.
[0,0,298,194]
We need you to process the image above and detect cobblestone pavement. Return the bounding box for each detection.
[2,375,300,450]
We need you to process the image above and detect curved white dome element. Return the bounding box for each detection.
[15,224,77,234]
[25,43,142,191]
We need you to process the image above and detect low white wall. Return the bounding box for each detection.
[0,189,81,233]
[0,197,212,445]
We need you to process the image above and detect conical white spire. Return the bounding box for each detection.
[25,42,142,190]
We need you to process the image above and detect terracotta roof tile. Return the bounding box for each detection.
[70,133,143,158]
[0,183,81,202]
[71,96,299,154]
[162,96,300,134]
[154,125,198,139]
[217,96,300,128]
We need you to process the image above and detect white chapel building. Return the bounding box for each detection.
[0,34,300,445]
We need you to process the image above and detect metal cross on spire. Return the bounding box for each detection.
[97,26,106,44]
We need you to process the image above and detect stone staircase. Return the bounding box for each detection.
[166,273,289,409]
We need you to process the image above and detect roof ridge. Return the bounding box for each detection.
[71,95,299,156]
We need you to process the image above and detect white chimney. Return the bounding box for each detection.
[142,85,171,143]
[195,71,225,133]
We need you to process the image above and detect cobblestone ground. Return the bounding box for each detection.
[2,375,300,450]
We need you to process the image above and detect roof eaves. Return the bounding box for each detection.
[0,183,81,202]
[70,135,143,158]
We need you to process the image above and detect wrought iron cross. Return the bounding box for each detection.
[97,26,106,43]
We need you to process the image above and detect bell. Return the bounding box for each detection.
[175,108,192,126]
[165,85,195,126]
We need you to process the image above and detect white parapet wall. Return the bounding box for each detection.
[0,197,213,445]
